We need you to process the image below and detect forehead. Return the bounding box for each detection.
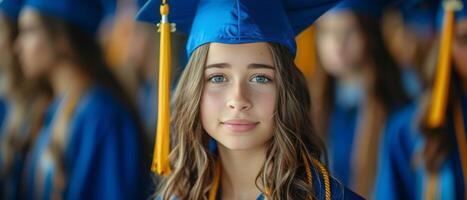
[206,42,274,67]
[317,10,358,29]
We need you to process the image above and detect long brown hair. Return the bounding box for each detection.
[0,13,53,181]
[312,13,410,197]
[157,42,328,200]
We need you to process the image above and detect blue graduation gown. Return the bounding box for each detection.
[0,96,7,198]
[0,107,29,200]
[248,167,365,200]
[138,80,158,138]
[328,101,407,190]
[328,104,360,186]
[157,165,364,200]
[0,97,7,133]
[23,86,147,200]
[374,96,466,200]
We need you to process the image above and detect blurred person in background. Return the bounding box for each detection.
[382,0,439,99]
[311,0,410,198]
[15,0,149,199]
[0,0,53,199]
[375,0,467,199]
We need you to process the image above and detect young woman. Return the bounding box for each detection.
[137,0,363,199]
[15,0,149,199]
[0,0,52,199]
[375,1,467,199]
[311,1,410,197]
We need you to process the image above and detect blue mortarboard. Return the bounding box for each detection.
[136,0,340,56]
[456,0,467,20]
[23,0,116,35]
[330,0,392,18]
[137,0,148,9]
[0,0,24,21]
[398,0,438,38]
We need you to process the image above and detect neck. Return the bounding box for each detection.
[50,62,90,97]
[335,70,366,108]
[336,65,366,87]
[218,145,266,200]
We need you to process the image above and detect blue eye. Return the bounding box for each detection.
[250,75,271,84]
[208,75,227,83]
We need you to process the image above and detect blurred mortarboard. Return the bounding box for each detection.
[137,0,148,9]
[456,0,467,19]
[399,0,438,38]
[137,0,341,56]
[330,0,395,19]
[0,0,24,21]
[23,0,117,36]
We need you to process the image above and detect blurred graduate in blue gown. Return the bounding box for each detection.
[375,0,467,199]
[15,0,150,199]
[382,0,439,100]
[0,0,53,199]
[311,0,410,197]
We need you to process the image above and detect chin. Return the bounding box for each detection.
[219,142,258,151]
[216,136,270,152]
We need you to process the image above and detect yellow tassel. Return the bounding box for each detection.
[427,0,463,128]
[294,25,316,78]
[151,1,172,176]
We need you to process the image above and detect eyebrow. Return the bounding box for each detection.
[205,63,275,70]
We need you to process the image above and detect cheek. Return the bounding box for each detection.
[318,36,344,72]
[250,89,276,118]
[346,34,366,66]
[453,43,467,78]
[200,88,225,129]
[21,35,54,78]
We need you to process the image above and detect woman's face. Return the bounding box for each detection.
[16,9,55,79]
[453,19,467,82]
[200,42,276,151]
[316,11,366,77]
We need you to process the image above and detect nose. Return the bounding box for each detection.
[226,82,252,111]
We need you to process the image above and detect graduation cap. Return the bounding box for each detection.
[23,0,116,35]
[137,0,148,9]
[399,0,438,38]
[427,0,464,128]
[0,0,24,21]
[136,0,340,176]
[329,0,391,19]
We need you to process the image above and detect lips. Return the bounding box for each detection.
[221,119,259,132]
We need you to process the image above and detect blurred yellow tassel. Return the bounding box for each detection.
[428,0,463,128]
[295,25,316,78]
[152,0,172,176]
